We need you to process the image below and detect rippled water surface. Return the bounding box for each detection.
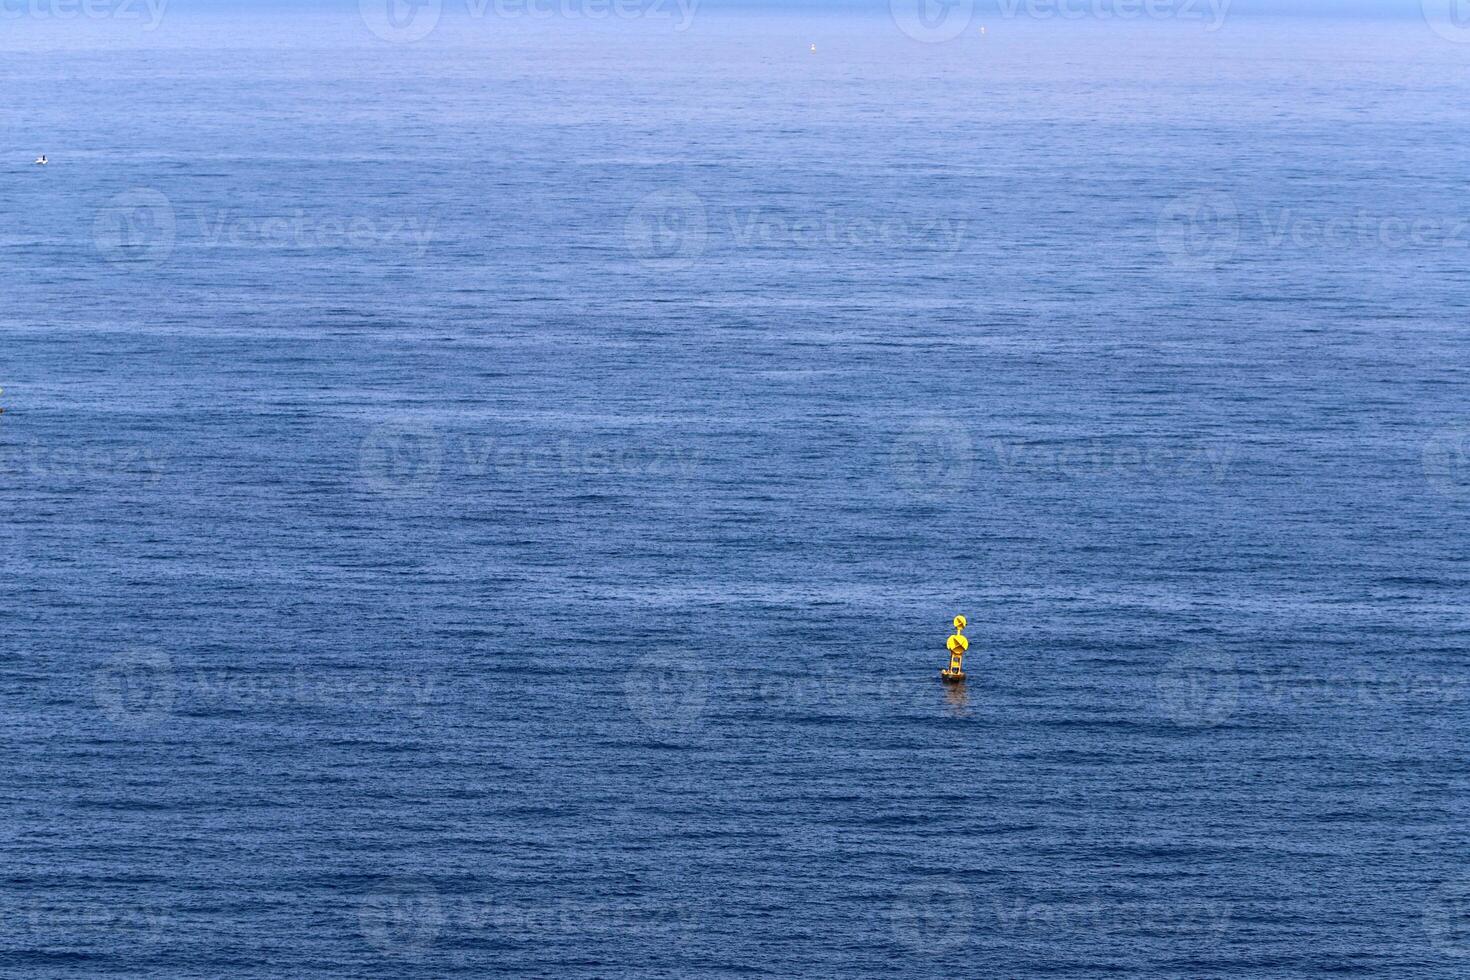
[3,9,1470,978]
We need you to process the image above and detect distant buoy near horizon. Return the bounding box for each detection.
[810,43,816,54]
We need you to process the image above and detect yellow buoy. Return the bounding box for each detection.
[941,615,968,682]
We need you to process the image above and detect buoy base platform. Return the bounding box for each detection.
[940,670,966,683]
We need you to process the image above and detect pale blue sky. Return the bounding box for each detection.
[166,0,1448,17]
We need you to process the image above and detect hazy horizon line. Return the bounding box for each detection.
[105,0,1464,20]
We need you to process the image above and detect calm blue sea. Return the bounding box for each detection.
[3,7,1469,977]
